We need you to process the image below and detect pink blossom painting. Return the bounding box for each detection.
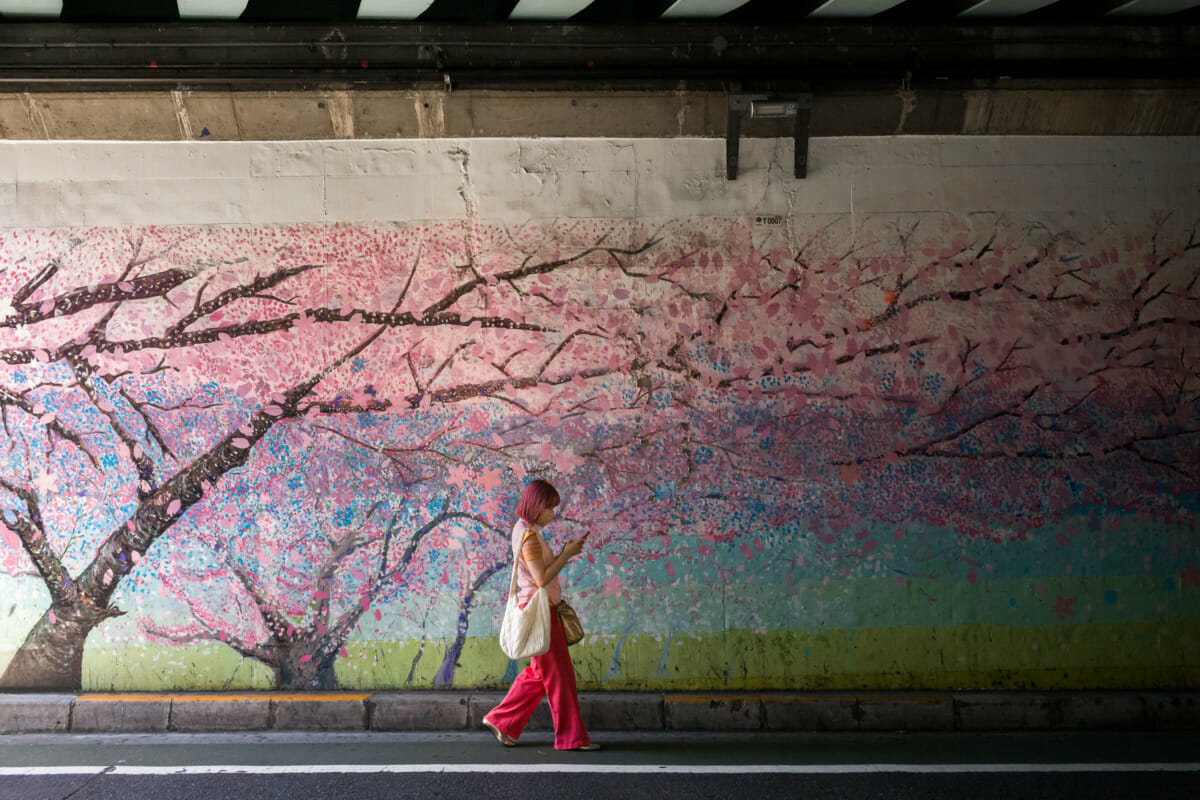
[0,212,1196,690]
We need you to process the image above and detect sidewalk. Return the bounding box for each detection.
[2,691,1197,734]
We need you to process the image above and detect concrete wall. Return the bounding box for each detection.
[0,135,1197,692]
[5,85,1200,140]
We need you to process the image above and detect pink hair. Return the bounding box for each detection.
[516,479,560,525]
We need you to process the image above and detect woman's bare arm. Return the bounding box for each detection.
[524,532,588,588]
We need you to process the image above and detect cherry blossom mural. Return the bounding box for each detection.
[0,210,1196,691]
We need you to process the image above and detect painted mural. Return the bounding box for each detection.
[0,212,1197,691]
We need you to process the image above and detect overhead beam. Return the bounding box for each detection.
[1106,0,1200,15]
[660,0,752,18]
[808,0,906,17]
[0,22,1196,90]
[356,1,436,19]
[4,79,1198,140]
[957,1,1059,17]
[508,0,594,18]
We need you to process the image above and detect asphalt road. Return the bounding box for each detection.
[2,730,1198,800]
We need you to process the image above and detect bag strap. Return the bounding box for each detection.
[507,529,538,600]
[508,558,520,599]
[508,529,551,601]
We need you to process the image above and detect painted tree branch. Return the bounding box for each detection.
[0,385,97,467]
[421,241,659,319]
[118,387,175,462]
[141,567,278,666]
[12,260,60,307]
[322,509,504,659]
[0,305,395,688]
[0,476,69,602]
[0,304,554,368]
[3,268,194,329]
[209,539,294,644]
[141,620,278,666]
[167,263,323,336]
[434,559,508,686]
[64,354,158,499]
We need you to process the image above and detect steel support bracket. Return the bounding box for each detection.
[726,92,814,180]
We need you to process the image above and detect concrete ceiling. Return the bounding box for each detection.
[1,0,1199,22]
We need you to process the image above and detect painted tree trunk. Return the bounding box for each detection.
[0,599,113,689]
[1,441,255,689]
[0,322,384,691]
[434,562,506,687]
[0,381,324,690]
[277,653,340,690]
[433,618,468,687]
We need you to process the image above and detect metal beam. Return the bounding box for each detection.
[957,1,1059,16]
[808,0,906,17]
[509,0,594,18]
[0,22,1196,90]
[1107,0,1200,15]
[177,1,250,18]
[356,1,436,19]
[0,1,62,15]
[660,0,751,17]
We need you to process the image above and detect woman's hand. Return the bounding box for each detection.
[561,534,589,561]
[528,533,589,588]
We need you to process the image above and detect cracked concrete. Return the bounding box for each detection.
[0,136,1195,229]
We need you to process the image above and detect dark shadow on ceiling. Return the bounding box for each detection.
[239,0,363,21]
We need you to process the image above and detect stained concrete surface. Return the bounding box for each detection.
[3,83,1199,142]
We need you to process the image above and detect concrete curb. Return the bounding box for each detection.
[1,691,1197,734]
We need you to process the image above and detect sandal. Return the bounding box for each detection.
[482,718,516,747]
[571,742,602,751]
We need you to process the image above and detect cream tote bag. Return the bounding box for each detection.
[498,560,551,660]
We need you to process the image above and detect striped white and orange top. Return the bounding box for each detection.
[511,518,563,609]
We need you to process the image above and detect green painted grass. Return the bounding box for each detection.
[2,570,1193,691]
[24,618,1194,692]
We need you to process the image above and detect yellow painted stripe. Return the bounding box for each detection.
[167,694,273,703]
[75,693,369,703]
[267,693,369,702]
[76,694,174,702]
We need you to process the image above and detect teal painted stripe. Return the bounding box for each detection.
[580,574,1200,635]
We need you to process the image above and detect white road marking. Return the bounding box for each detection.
[3,763,1200,776]
[1,766,108,775]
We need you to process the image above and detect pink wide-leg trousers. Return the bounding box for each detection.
[485,606,591,750]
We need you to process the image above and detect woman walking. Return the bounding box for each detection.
[483,479,600,751]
